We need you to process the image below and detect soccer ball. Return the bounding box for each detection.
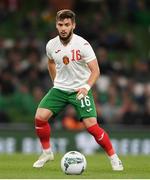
[61,151,87,175]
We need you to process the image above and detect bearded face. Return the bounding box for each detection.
[56,18,75,43]
[59,29,73,41]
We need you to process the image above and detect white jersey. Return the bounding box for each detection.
[46,33,96,92]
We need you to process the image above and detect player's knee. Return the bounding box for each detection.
[35,108,52,121]
[83,117,97,128]
[35,114,48,122]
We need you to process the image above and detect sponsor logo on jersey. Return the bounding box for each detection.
[63,56,69,65]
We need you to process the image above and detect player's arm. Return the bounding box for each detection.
[87,59,100,87]
[76,59,100,100]
[47,59,56,82]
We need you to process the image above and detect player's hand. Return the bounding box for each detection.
[76,88,88,100]
[76,84,91,100]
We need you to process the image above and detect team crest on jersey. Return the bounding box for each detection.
[63,56,69,65]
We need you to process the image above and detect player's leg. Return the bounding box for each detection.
[70,90,123,171]
[35,108,53,152]
[83,117,123,171]
[33,88,68,168]
[83,117,115,156]
[33,108,54,168]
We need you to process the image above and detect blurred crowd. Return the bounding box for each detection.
[0,0,150,127]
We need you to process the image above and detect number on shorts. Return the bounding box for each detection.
[80,96,91,108]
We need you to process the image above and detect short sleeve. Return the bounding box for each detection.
[46,42,53,59]
[81,41,96,63]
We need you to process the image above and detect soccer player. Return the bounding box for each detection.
[33,9,123,171]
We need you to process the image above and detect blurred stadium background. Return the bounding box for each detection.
[0,0,150,155]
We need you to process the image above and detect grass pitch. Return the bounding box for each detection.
[0,153,149,179]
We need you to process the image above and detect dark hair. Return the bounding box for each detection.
[56,9,75,22]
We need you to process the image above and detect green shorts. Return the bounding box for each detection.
[38,88,97,120]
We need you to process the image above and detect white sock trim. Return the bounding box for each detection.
[109,153,118,160]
